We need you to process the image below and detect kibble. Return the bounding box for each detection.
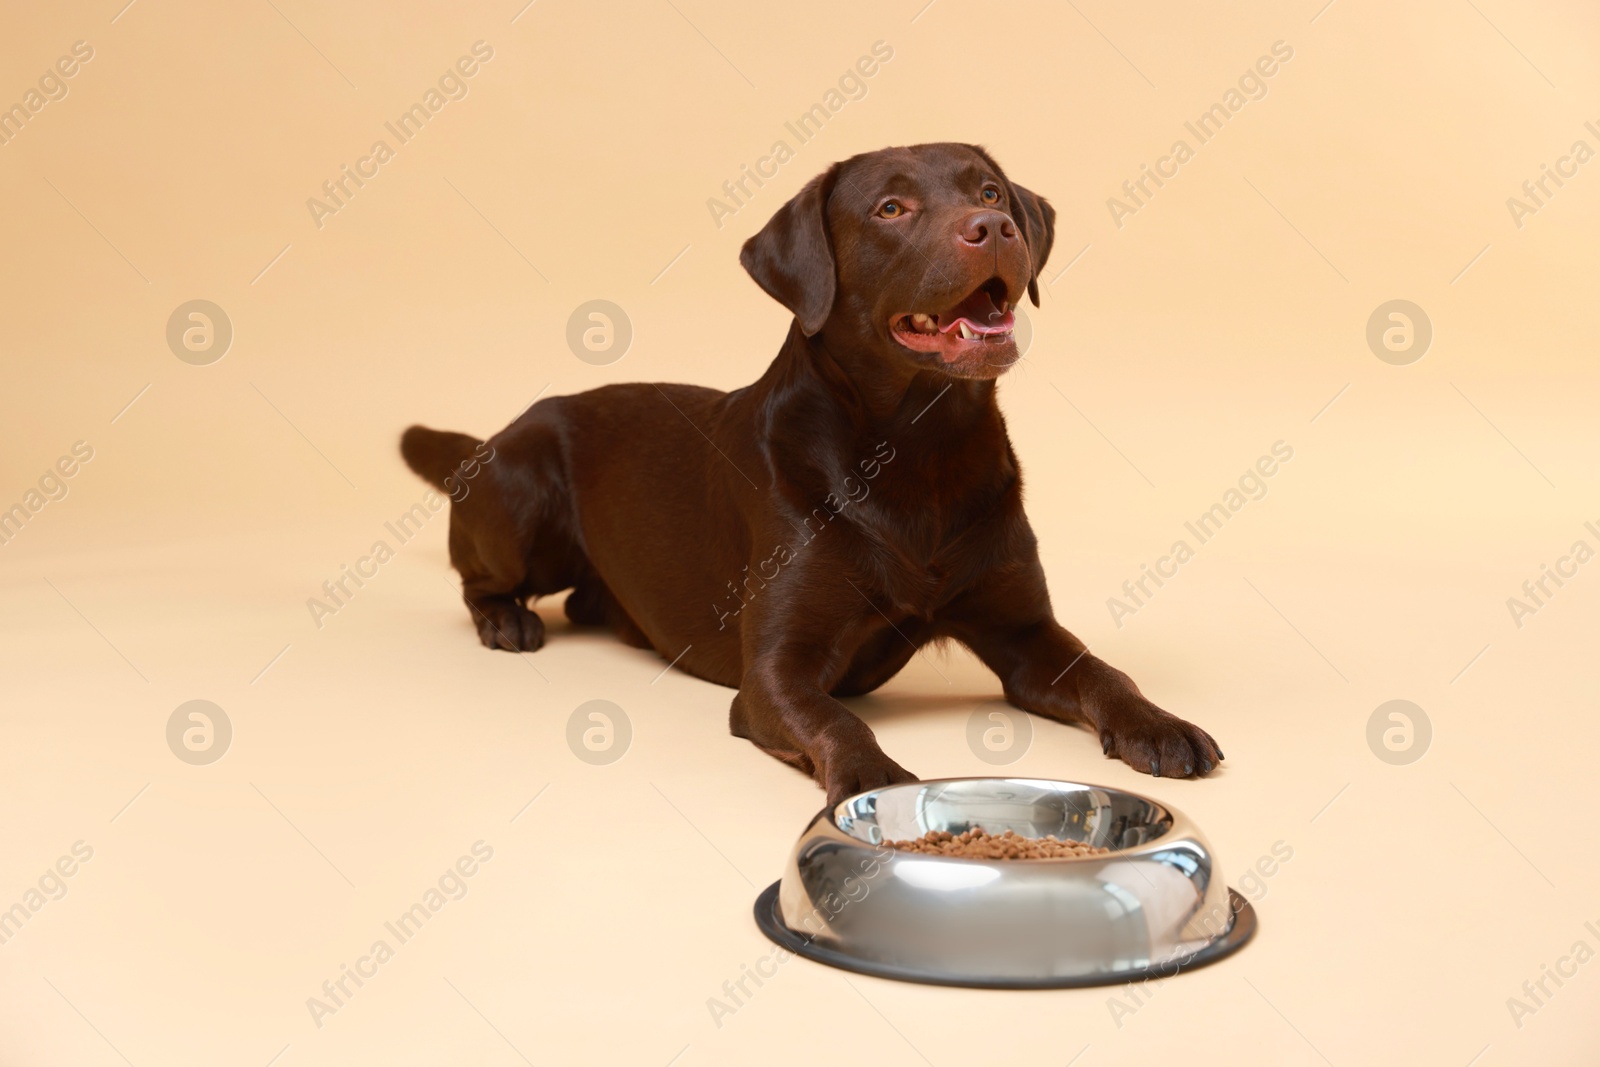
[887,827,1109,860]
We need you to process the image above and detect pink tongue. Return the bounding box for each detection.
[940,289,1005,333]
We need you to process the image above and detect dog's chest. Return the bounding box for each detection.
[855,487,1013,616]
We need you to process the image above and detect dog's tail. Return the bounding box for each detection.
[400,425,482,491]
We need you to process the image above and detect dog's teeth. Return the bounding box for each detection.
[958,322,975,340]
[911,313,935,332]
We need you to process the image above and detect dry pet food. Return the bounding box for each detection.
[888,827,1109,860]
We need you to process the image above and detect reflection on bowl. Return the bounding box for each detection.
[754,778,1256,988]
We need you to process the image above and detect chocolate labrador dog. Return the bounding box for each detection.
[402,143,1222,802]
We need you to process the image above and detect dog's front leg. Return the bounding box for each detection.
[946,576,1222,777]
[729,650,917,805]
[992,621,1222,777]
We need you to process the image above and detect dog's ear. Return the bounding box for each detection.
[740,166,838,336]
[970,147,1056,307]
[1008,182,1056,307]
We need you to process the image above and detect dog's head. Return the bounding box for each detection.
[741,143,1055,381]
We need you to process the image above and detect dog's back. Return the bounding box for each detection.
[401,382,751,684]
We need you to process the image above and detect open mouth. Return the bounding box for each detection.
[889,277,1016,367]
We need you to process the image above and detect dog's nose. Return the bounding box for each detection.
[957,210,1017,248]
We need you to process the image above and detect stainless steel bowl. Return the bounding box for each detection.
[754,777,1256,988]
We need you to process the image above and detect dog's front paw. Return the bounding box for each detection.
[470,598,545,652]
[821,749,918,807]
[1098,700,1222,778]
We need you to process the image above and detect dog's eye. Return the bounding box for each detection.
[878,200,905,219]
[981,186,1001,205]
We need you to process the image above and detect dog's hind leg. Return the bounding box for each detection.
[450,516,547,652]
[403,419,583,653]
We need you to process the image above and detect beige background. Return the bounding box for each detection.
[3,0,1599,1063]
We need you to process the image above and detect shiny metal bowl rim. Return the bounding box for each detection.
[753,776,1259,990]
[828,775,1180,860]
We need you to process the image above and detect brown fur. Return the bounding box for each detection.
[401,143,1222,803]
